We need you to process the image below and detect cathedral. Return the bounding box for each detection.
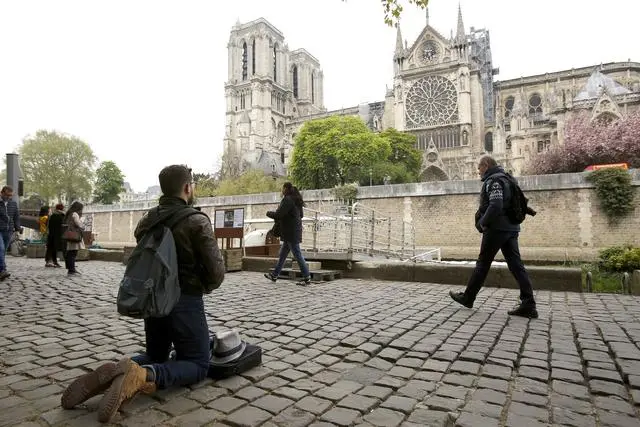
[222,8,640,182]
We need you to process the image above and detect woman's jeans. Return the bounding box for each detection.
[65,250,78,273]
[273,241,310,278]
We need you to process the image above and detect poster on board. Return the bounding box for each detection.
[214,208,244,229]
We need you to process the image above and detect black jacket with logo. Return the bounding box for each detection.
[475,166,520,233]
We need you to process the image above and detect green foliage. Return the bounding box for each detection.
[581,264,624,293]
[215,169,286,196]
[332,184,358,203]
[93,161,125,204]
[598,245,640,273]
[343,0,430,27]
[19,130,96,202]
[193,173,217,198]
[367,128,422,185]
[585,168,635,223]
[289,116,392,189]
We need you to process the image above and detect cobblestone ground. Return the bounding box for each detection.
[2,258,640,427]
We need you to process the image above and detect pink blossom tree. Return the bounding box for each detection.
[528,111,640,174]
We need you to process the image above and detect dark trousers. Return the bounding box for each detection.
[0,231,11,272]
[464,230,535,306]
[131,294,209,389]
[45,236,61,264]
[272,241,310,278]
[65,250,78,273]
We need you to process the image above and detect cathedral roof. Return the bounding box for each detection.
[573,68,631,101]
[242,150,286,176]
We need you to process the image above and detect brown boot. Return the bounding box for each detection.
[97,358,156,423]
[61,362,121,409]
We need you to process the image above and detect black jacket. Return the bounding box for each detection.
[134,196,225,296]
[476,166,520,233]
[47,210,65,248]
[267,195,303,243]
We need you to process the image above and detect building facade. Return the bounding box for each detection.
[223,10,640,181]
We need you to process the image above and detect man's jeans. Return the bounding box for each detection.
[272,241,310,278]
[464,231,535,306]
[0,231,11,272]
[131,294,209,389]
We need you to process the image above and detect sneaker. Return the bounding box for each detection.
[61,362,121,409]
[264,272,277,283]
[45,263,54,268]
[449,290,473,308]
[296,277,311,286]
[0,271,10,281]
[97,358,156,423]
[508,304,538,319]
[53,264,62,268]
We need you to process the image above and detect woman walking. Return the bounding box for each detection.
[264,182,311,286]
[45,203,65,268]
[64,201,85,275]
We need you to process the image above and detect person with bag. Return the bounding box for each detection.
[0,185,21,281]
[60,165,226,424]
[449,155,538,319]
[63,201,85,275]
[263,182,311,286]
[45,203,65,268]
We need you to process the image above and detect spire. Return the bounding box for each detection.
[425,6,429,26]
[455,3,466,45]
[394,23,406,60]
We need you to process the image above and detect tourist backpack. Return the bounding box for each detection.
[117,207,205,319]
[493,174,535,224]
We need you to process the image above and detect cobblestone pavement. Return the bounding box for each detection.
[2,258,640,427]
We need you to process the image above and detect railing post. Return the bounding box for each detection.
[313,211,318,252]
[401,221,405,259]
[412,223,416,261]
[622,272,631,294]
[369,211,375,256]
[348,202,356,257]
[333,214,338,249]
[586,271,593,293]
[387,217,391,256]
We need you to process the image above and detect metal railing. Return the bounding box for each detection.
[299,202,416,261]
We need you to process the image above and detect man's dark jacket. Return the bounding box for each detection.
[134,196,225,296]
[47,210,65,251]
[267,195,303,243]
[0,198,20,232]
[475,166,520,233]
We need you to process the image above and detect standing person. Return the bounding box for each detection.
[38,206,50,241]
[264,182,311,286]
[60,165,226,424]
[449,155,538,319]
[45,204,65,268]
[64,201,85,275]
[0,185,20,281]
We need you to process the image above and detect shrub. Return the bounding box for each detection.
[598,245,640,272]
[585,168,635,223]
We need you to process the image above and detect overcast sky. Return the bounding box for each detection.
[1,0,638,192]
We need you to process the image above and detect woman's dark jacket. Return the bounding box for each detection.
[267,195,303,243]
[47,210,65,250]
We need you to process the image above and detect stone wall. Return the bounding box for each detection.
[86,171,640,262]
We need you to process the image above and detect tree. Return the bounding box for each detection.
[93,161,125,204]
[19,130,96,202]
[215,169,286,196]
[343,0,430,27]
[193,172,217,198]
[289,116,391,189]
[528,111,640,174]
[372,128,422,185]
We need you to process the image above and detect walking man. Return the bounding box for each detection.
[0,185,21,281]
[449,155,538,319]
[61,165,226,423]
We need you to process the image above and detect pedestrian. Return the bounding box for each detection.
[449,155,538,319]
[63,201,85,275]
[38,206,50,241]
[45,203,65,268]
[264,182,311,286]
[0,185,20,281]
[60,165,226,423]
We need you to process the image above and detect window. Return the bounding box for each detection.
[273,45,277,82]
[292,66,298,99]
[252,40,256,75]
[241,42,248,81]
[405,76,458,128]
[504,96,514,132]
[506,136,512,150]
[484,132,493,153]
[528,94,542,115]
[537,139,550,153]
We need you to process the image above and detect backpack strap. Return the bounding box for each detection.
[165,208,206,230]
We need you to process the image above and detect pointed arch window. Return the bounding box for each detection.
[251,39,256,75]
[292,66,298,99]
[273,45,278,82]
[241,42,248,81]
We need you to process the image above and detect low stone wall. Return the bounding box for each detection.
[86,171,640,262]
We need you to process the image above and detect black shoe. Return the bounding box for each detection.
[508,304,538,319]
[264,272,277,283]
[67,271,81,276]
[296,277,311,286]
[0,271,10,281]
[449,291,473,308]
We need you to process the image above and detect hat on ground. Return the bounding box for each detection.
[209,330,246,365]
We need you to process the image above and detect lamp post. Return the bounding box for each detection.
[369,168,373,186]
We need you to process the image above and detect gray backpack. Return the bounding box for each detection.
[117,207,204,319]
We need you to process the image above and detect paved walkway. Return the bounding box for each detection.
[1,258,640,427]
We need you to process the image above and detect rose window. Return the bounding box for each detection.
[405,76,458,128]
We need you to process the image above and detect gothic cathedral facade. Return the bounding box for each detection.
[223,10,640,181]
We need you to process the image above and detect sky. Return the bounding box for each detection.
[1,0,638,192]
